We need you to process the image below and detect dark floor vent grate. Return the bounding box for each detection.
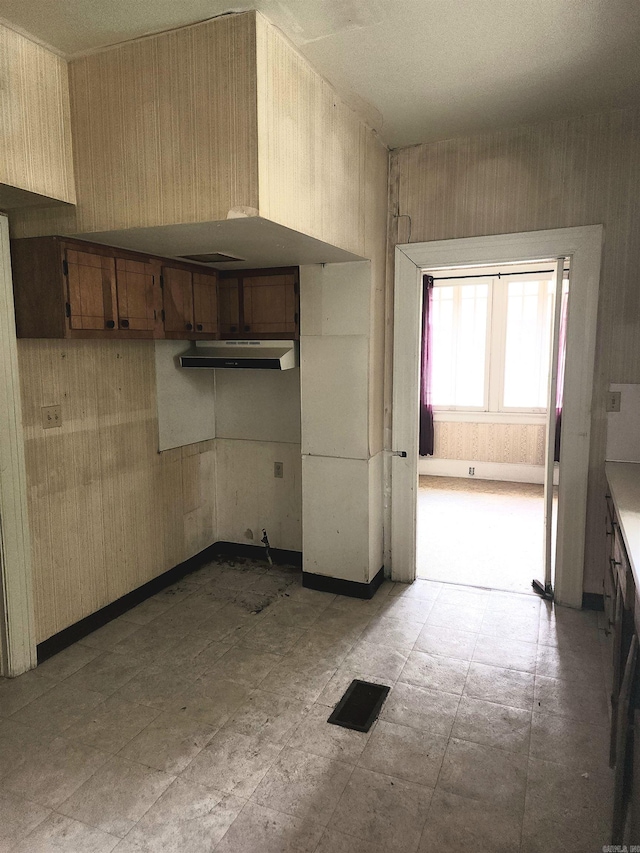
[327,679,390,732]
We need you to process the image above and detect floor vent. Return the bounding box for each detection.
[327,679,390,732]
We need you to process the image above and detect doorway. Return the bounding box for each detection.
[417,258,566,595]
[390,226,603,608]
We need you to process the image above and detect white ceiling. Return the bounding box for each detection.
[1,0,640,147]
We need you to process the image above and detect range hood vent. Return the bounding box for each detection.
[178,252,244,264]
[179,340,298,370]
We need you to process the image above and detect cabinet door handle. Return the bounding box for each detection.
[120,319,129,328]
[196,324,203,331]
[185,323,193,331]
[230,325,237,332]
[244,325,250,332]
[105,320,115,329]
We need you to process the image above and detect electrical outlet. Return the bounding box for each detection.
[42,405,62,429]
[274,462,284,479]
[607,391,621,413]
[469,466,475,476]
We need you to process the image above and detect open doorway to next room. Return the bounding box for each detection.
[417,260,567,595]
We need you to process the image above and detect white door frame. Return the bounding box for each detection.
[391,226,603,608]
[0,213,36,675]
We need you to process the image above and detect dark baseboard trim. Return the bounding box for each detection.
[302,566,385,600]
[37,541,303,664]
[582,592,604,612]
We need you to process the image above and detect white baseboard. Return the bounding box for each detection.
[418,457,559,486]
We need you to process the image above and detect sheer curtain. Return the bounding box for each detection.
[419,275,435,456]
[554,288,569,462]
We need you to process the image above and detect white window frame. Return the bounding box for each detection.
[431,265,567,417]
[430,276,492,413]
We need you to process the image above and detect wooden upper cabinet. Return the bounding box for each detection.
[193,272,218,334]
[242,273,297,337]
[218,277,240,337]
[10,236,159,339]
[162,266,194,334]
[65,249,118,331]
[115,258,157,332]
[219,268,299,340]
[10,237,299,341]
[162,265,218,339]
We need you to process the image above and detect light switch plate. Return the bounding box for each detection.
[606,383,640,462]
[42,405,62,429]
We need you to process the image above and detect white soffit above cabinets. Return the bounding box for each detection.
[73,216,364,271]
[2,0,640,147]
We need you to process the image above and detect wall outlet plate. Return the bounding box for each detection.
[468,466,475,475]
[42,405,62,429]
[607,391,622,413]
[274,461,284,478]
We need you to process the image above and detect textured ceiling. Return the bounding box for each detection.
[1,0,640,147]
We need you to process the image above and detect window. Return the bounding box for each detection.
[430,267,568,414]
[431,283,489,409]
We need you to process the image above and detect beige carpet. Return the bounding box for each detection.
[417,475,556,595]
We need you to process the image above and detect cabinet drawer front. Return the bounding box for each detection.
[613,527,634,608]
[604,555,616,629]
[162,267,194,333]
[242,274,297,335]
[66,249,117,330]
[116,258,156,330]
[193,273,218,334]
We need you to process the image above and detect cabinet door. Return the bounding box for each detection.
[630,709,640,842]
[611,588,624,767]
[612,635,638,844]
[193,272,218,334]
[242,273,297,337]
[65,248,117,331]
[115,258,156,331]
[162,266,194,334]
[218,277,240,336]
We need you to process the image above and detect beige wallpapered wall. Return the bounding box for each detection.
[390,105,640,594]
[434,422,545,465]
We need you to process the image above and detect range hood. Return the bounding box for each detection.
[179,340,298,370]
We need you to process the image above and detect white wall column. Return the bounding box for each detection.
[300,262,383,587]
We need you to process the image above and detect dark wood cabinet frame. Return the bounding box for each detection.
[11,237,300,341]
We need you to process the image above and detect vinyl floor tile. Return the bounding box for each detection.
[332,767,433,853]
[57,756,175,838]
[24,569,612,853]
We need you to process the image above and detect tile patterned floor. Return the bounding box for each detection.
[0,559,614,852]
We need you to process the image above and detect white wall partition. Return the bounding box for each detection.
[300,261,384,585]
[0,214,36,675]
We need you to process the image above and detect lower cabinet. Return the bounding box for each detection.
[606,492,640,845]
